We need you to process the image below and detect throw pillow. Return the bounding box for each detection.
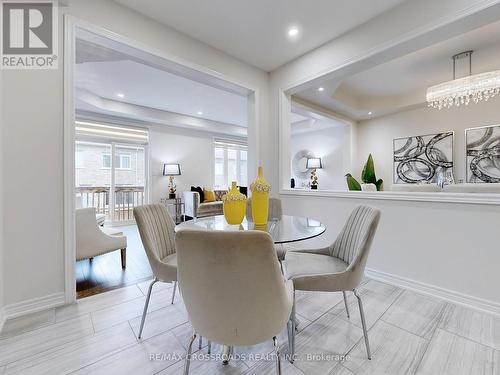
[191,186,205,202]
[203,188,216,202]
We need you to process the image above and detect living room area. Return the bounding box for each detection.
[72,26,253,297]
[2,1,500,375]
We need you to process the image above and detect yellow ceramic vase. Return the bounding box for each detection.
[223,181,247,225]
[250,166,271,225]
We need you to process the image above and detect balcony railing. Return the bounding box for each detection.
[75,186,145,222]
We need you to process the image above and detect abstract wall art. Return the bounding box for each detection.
[393,132,454,184]
[466,124,500,183]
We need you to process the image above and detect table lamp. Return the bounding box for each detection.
[163,163,181,198]
[306,158,322,190]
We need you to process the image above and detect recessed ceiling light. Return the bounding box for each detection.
[197,111,203,115]
[318,87,324,92]
[117,93,125,98]
[288,27,299,37]
[368,111,373,115]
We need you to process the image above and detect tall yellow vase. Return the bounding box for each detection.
[222,181,247,225]
[250,166,271,225]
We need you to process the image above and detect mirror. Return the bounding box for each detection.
[284,20,500,194]
[292,149,313,180]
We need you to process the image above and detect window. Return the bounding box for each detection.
[213,139,247,189]
[102,153,131,169]
[117,154,131,169]
[102,153,111,169]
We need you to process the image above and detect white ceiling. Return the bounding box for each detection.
[75,28,250,135]
[114,0,405,71]
[291,103,347,135]
[295,19,500,120]
[76,60,248,127]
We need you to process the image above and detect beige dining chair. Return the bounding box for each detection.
[284,205,381,361]
[175,230,294,375]
[246,197,289,260]
[133,204,178,339]
[246,197,283,221]
[76,207,127,268]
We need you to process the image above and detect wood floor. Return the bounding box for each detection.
[76,225,153,299]
[1,277,499,374]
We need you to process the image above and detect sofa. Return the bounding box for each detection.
[183,190,227,218]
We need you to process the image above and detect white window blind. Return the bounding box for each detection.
[75,121,149,145]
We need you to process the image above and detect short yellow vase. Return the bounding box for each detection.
[251,166,271,225]
[223,181,247,225]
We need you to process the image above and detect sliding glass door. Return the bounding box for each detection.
[75,140,147,225]
[113,143,146,222]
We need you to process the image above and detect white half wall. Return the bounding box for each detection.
[149,128,220,202]
[280,193,500,313]
[0,0,268,310]
[356,95,500,187]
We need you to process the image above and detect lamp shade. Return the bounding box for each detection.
[306,158,322,169]
[163,163,181,176]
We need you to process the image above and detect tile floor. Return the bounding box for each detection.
[1,278,499,374]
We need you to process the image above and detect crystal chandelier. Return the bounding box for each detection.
[426,51,500,109]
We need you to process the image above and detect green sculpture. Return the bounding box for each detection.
[345,154,384,191]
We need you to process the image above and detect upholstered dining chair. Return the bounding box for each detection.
[133,204,178,339]
[246,197,288,260]
[284,205,381,361]
[246,197,283,221]
[76,207,127,268]
[176,230,294,375]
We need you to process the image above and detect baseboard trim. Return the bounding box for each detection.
[3,292,66,320]
[366,268,500,317]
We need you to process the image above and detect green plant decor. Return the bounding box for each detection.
[345,173,361,191]
[346,154,384,191]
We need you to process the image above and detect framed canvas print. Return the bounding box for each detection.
[393,132,454,184]
[466,124,500,183]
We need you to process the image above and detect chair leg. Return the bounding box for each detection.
[207,340,211,354]
[273,336,282,375]
[288,290,296,363]
[353,288,371,360]
[198,335,202,349]
[120,248,126,269]
[171,281,177,304]
[342,291,350,319]
[183,332,197,375]
[138,278,157,339]
[222,346,233,365]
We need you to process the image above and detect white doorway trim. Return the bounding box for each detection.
[63,16,260,304]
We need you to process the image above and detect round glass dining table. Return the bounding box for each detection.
[175,214,326,244]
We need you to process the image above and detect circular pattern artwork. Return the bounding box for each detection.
[393,132,453,184]
[466,125,500,183]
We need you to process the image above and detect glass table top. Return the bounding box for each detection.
[175,215,326,244]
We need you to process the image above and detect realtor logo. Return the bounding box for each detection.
[1,0,58,69]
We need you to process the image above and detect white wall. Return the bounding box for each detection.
[356,95,500,187]
[291,126,351,190]
[149,128,220,202]
[280,194,500,308]
[0,0,268,309]
[0,69,5,328]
